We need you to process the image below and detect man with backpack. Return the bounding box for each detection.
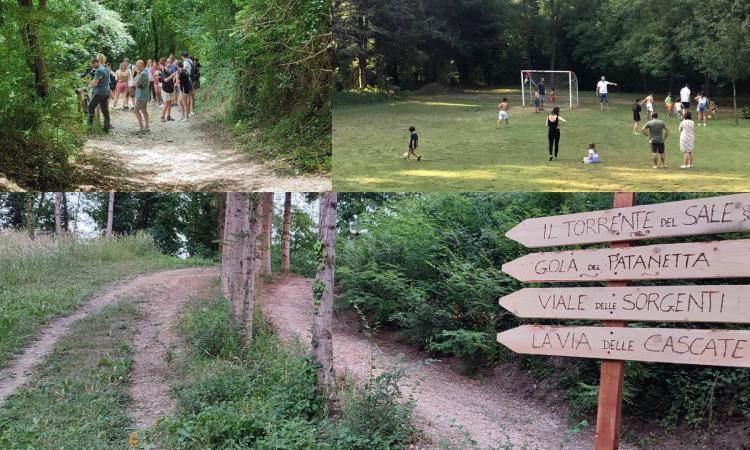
[181,52,196,117]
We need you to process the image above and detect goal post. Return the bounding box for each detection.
[521,70,579,109]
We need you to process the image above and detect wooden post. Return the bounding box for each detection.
[594,192,634,450]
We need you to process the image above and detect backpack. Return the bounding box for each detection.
[192,63,200,82]
[162,74,174,93]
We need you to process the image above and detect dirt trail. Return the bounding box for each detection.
[0,268,216,418]
[261,276,606,449]
[78,107,330,191]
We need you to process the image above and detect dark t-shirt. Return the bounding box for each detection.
[538,83,545,95]
[409,132,418,148]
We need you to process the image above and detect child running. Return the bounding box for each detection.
[405,126,421,161]
[582,143,600,164]
[640,93,655,119]
[496,98,510,128]
[632,98,642,135]
[665,93,674,117]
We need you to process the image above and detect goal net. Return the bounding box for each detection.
[521,70,579,109]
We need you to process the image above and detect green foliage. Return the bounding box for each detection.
[152,301,416,449]
[338,192,750,428]
[743,105,750,119]
[179,297,242,359]
[0,231,210,369]
[0,301,139,448]
[271,202,321,277]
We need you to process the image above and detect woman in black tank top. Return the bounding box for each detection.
[546,107,567,160]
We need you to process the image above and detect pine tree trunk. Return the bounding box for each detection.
[312,192,337,397]
[220,193,234,304]
[54,192,62,236]
[217,193,226,254]
[242,197,260,343]
[106,192,115,238]
[733,80,738,125]
[260,192,273,275]
[281,193,292,274]
[221,193,247,317]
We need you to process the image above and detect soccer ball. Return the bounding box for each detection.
[402,152,409,159]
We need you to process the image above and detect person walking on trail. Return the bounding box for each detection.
[113,62,130,109]
[181,52,196,117]
[87,57,111,132]
[160,60,177,122]
[176,61,192,122]
[152,60,162,107]
[679,111,695,169]
[642,112,669,169]
[546,106,566,161]
[133,60,151,133]
[679,83,691,114]
[596,76,618,111]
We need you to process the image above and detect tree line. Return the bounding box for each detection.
[334,0,750,100]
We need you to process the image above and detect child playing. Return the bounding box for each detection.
[665,93,674,117]
[404,126,421,161]
[640,93,655,119]
[496,98,510,128]
[674,100,683,119]
[708,98,718,119]
[533,90,540,112]
[582,143,600,164]
[632,98,642,135]
[550,89,556,107]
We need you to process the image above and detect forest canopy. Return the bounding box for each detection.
[333,0,750,95]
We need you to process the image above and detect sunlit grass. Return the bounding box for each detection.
[333,89,750,192]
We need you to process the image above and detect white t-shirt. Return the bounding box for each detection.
[127,65,136,87]
[597,81,610,94]
[183,59,194,76]
[680,87,691,102]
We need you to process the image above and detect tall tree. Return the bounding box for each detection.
[260,192,274,275]
[217,193,226,254]
[221,193,247,316]
[54,192,62,235]
[24,193,35,239]
[106,191,115,238]
[241,195,260,342]
[311,192,337,397]
[281,192,292,274]
[17,0,49,98]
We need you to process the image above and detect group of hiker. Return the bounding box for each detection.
[84,52,201,133]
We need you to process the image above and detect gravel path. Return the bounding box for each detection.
[78,106,330,191]
[260,275,611,449]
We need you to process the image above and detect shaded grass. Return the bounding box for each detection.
[333,89,750,191]
[0,301,139,449]
[0,232,213,369]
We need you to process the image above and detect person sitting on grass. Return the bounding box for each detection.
[497,98,510,128]
[582,143,600,164]
[642,112,669,169]
[403,126,421,161]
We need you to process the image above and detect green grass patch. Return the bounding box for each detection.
[148,297,417,449]
[333,88,750,191]
[0,232,213,369]
[0,301,139,448]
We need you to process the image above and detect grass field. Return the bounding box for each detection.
[333,89,750,191]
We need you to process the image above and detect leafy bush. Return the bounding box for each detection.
[179,297,243,359]
[428,329,500,375]
[742,105,750,119]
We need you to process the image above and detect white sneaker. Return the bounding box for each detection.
[680,164,688,169]
[189,112,195,117]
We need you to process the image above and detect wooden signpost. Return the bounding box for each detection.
[505,193,750,248]
[499,285,750,323]
[496,193,750,450]
[501,239,750,282]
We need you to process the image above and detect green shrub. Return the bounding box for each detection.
[179,297,242,359]
[742,105,750,119]
[428,329,499,375]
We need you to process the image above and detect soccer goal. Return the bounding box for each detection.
[521,70,579,109]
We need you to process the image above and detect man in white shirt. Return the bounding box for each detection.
[679,83,691,113]
[595,76,618,111]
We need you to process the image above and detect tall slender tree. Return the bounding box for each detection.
[54,192,62,236]
[25,193,35,240]
[17,0,49,98]
[311,192,337,397]
[281,192,292,274]
[260,192,274,275]
[241,195,260,342]
[106,192,115,238]
[221,193,247,316]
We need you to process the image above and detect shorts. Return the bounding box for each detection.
[162,91,173,102]
[681,101,689,109]
[698,104,707,112]
[666,104,673,111]
[600,93,609,102]
[647,104,654,112]
[633,114,641,122]
[128,86,136,96]
[181,85,192,95]
[116,81,128,93]
[539,94,545,102]
[134,99,148,111]
[651,142,665,154]
[498,111,509,120]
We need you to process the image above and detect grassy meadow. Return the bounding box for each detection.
[333,89,750,191]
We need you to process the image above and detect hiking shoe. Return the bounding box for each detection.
[549,156,554,161]
[168,117,175,121]
[652,165,658,169]
[417,155,421,161]
[161,118,166,122]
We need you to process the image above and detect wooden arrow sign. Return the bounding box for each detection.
[497,325,750,368]
[499,286,750,323]
[505,193,750,248]
[501,239,750,282]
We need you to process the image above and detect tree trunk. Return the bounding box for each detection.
[242,197,260,343]
[54,192,62,236]
[357,15,368,89]
[61,193,68,232]
[25,193,35,240]
[106,191,115,238]
[17,0,49,98]
[312,192,337,397]
[217,193,226,254]
[260,192,273,276]
[549,0,557,71]
[733,80,738,125]
[221,193,247,317]
[281,193,292,274]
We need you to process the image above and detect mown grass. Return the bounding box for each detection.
[148,297,417,449]
[332,88,750,191]
[0,301,139,448]
[0,232,213,369]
